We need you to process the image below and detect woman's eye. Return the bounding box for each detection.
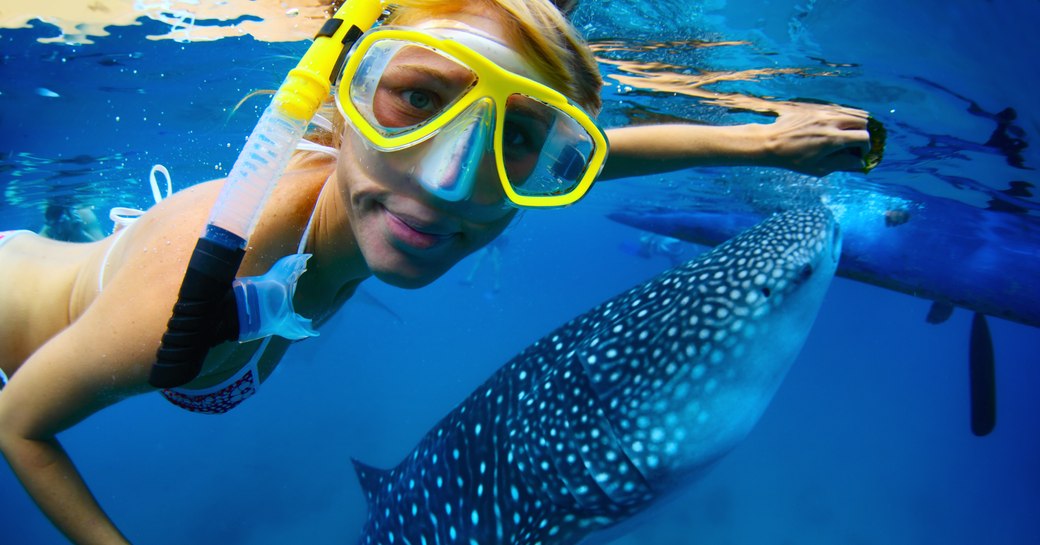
[503,121,532,148]
[373,87,443,128]
[503,116,549,158]
[402,89,436,112]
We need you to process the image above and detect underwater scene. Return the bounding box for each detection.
[1,0,1038,544]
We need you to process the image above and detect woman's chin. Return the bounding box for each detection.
[355,224,451,289]
[368,260,448,289]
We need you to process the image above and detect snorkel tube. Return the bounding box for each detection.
[149,0,384,388]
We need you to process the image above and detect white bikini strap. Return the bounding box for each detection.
[295,140,340,158]
[310,113,335,133]
[109,164,174,229]
[296,115,340,158]
[101,165,174,292]
[298,201,318,254]
[294,135,329,254]
[98,227,129,293]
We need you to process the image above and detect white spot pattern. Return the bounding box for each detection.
[356,209,837,545]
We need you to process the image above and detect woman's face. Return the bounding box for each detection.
[335,9,529,289]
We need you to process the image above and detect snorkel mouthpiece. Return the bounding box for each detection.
[417,98,493,202]
[150,0,384,389]
[234,254,319,342]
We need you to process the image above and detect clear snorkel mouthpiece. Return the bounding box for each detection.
[233,254,319,342]
[416,98,494,202]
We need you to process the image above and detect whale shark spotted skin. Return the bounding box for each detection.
[353,208,841,545]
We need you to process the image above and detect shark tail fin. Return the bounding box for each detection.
[352,458,392,508]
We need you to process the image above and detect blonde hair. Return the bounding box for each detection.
[307,0,602,149]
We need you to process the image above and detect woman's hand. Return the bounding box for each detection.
[761,102,871,176]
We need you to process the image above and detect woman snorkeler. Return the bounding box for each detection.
[0,1,870,543]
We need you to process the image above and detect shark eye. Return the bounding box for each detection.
[797,264,814,283]
[760,287,771,298]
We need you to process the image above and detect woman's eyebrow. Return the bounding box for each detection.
[385,63,473,88]
[508,100,554,127]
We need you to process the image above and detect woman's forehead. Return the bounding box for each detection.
[401,5,509,39]
[410,18,543,82]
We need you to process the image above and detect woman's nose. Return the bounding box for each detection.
[414,99,499,203]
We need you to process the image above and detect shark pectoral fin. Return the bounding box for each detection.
[969,313,997,437]
[926,300,955,324]
[927,299,956,326]
[352,458,392,507]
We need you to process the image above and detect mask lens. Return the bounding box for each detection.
[501,94,596,199]
[349,40,477,139]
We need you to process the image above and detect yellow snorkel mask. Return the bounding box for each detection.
[336,26,608,209]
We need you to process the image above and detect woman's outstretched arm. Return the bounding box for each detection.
[599,103,872,180]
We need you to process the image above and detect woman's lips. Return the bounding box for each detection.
[382,206,457,250]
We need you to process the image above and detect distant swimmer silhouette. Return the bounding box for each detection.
[38,203,105,243]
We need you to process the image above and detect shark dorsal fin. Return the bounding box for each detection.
[351,458,391,507]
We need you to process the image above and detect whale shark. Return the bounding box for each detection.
[351,208,840,545]
[607,201,1031,436]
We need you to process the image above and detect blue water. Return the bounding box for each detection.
[1,1,1038,544]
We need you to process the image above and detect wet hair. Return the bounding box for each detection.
[384,0,600,113]
[307,0,601,149]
